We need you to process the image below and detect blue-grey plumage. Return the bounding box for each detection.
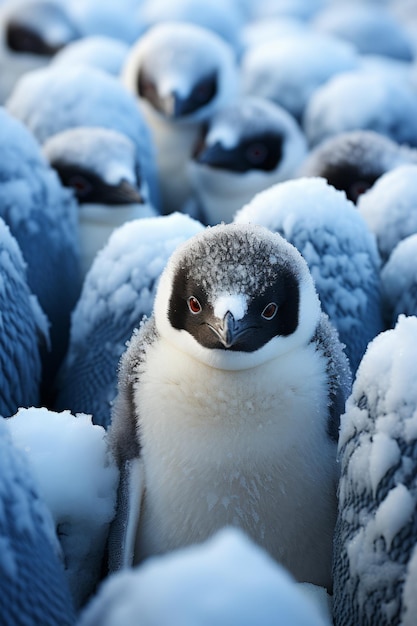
[333,315,417,626]
[0,108,81,403]
[0,417,76,626]
[6,63,160,211]
[0,218,47,418]
[54,213,204,429]
[235,177,384,374]
[108,222,351,589]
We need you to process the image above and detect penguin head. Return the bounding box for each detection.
[122,22,238,123]
[43,127,147,206]
[154,223,321,370]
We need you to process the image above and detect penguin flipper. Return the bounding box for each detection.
[108,457,145,572]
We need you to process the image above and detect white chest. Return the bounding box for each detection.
[134,338,338,587]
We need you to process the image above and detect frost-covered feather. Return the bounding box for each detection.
[0,107,81,398]
[333,315,417,626]
[0,416,76,625]
[0,218,48,417]
[235,177,383,373]
[52,35,129,76]
[55,213,204,428]
[7,407,119,609]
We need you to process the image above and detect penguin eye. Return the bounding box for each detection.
[261,302,278,320]
[187,296,202,314]
[67,175,93,198]
[246,142,268,166]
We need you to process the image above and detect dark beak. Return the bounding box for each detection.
[105,179,144,205]
[209,311,239,348]
[193,141,233,170]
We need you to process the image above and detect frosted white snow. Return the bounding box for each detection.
[78,528,332,626]
[6,407,119,608]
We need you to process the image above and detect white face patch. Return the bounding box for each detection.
[213,294,247,321]
[206,123,238,150]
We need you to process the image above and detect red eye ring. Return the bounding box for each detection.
[188,296,202,314]
[261,302,278,320]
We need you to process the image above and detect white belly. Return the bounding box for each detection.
[134,338,338,588]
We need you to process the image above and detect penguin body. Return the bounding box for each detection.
[108,223,351,589]
[381,234,417,328]
[0,107,81,400]
[0,218,48,418]
[121,21,238,214]
[333,315,417,626]
[188,96,307,224]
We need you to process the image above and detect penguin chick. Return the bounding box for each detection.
[0,0,80,103]
[188,96,307,225]
[43,126,157,278]
[235,177,383,374]
[0,417,76,626]
[121,21,238,214]
[107,222,351,590]
[54,213,204,429]
[303,70,417,148]
[333,314,417,626]
[298,130,417,204]
[6,63,160,211]
[0,218,48,418]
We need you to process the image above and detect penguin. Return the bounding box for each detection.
[51,35,129,76]
[303,69,417,148]
[0,107,82,404]
[0,416,76,626]
[240,31,359,123]
[187,96,307,225]
[298,130,417,204]
[7,406,119,610]
[121,21,238,214]
[0,0,80,103]
[78,528,331,626]
[6,63,160,211]
[107,222,351,590]
[333,314,417,626]
[54,213,204,429]
[0,218,48,419]
[357,163,417,264]
[234,177,383,374]
[43,126,157,278]
[312,3,414,61]
[381,235,417,328]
